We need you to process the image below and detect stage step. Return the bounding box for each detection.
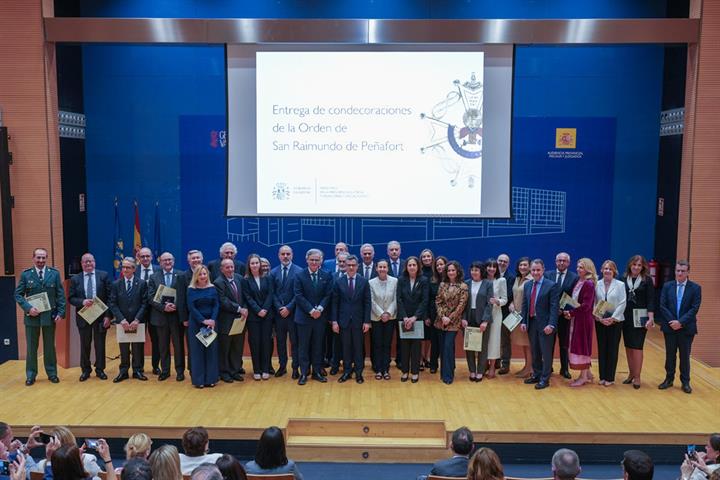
[285,418,448,463]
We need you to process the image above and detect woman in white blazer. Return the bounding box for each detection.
[369,259,398,380]
[594,260,627,386]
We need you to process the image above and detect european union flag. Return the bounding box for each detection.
[113,198,124,279]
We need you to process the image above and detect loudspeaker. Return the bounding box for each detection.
[0,276,19,364]
[0,126,14,275]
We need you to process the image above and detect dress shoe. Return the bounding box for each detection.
[113,373,129,383]
[320,368,328,377]
[524,376,540,384]
[274,368,287,378]
[25,378,35,386]
[622,376,634,385]
[401,374,409,383]
[221,375,234,383]
[338,373,352,383]
[312,372,327,383]
[253,374,261,381]
[268,366,276,375]
[205,383,215,388]
[658,380,674,390]
[560,370,572,379]
[291,369,300,380]
[298,375,308,385]
[158,373,170,381]
[79,372,91,382]
[176,373,185,382]
[633,383,641,390]
[497,367,510,375]
[49,376,60,384]
[152,368,161,375]
[261,373,270,380]
[535,381,550,390]
[443,379,453,385]
[238,367,246,374]
[232,373,244,381]
[329,367,339,375]
[356,375,364,384]
[96,371,108,380]
[411,375,419,384]
[682,384,692,394]
[133,372,148,381]
[430,368,437,374]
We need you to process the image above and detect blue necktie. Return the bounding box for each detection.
[676,283,684,317]
[165,273,171,286]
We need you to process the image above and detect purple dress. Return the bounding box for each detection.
[568,280,595,370]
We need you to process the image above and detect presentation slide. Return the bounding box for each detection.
[227,46,513,217]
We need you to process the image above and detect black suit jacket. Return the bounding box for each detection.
[332,275,371,328]
[109,277,147,323]
[359,262,378,280]
[387,259,405,278]
[147,269,186,327]
[68,270,112,328]
[242,275,275,322]
[208,258,246,281]
[294,268,334,325]
[134,264,160,282]
[430,456,469,478]
[659,280,701,336]
[521,278,560,328]
[464,279,494,326]
[213,273,246,334]
[271,263,303,313]
[396,276,429,320]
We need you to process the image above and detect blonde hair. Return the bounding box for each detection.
[189,265,211,288]
[125,433,152,460]
[601,259,618,277]
[149,444,182,480]
[576,258,598,283]
[51,426,77,447]
[467,447,504,480]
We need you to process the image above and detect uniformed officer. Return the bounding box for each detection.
[14,248,66,386]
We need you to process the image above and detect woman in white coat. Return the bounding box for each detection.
[369,259,398,380]
[594,260,627,386]
[484,258,508,378]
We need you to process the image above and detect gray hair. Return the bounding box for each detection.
[387,240,400,250]
[360,243,375,253]
[219,242,237,255]
[190,464,222,480]
[306,248,324,260]
[345,254,359,264]
[187,249,204,260]
[531,258,545,268]
[552,448,580,480]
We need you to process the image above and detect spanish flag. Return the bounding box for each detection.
[133,200,142,255]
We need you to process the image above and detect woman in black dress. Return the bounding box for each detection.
[621,255,656,389]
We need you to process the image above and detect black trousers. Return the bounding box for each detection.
[429,322,441,369]
[499,306,512,368]
[119,341,144,374]
[528,319,555,384]
[401,338,421,375]
[595,322,622,382]
[247,320,272,374]
[341,325,366,375]
[663,331,694,385]
[147,322,160,371]
[274,314,298,371]
[218,331,245,377]
[552,314,570,373]
[78,322,107,374]
[156,320,186,375]
[330,328,343,369]
[371,320,395,374]
[466,316,492,374]
[298,320,326,375]
[394,326,403,365]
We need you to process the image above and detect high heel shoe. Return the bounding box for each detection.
[401,374,409,382]
[632,382,641,389]
[622,376,633,385]
[411,375,419,383]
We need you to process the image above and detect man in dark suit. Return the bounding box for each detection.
[109,257,148,382]
[147,252,187,381]
[551,449,581,480]
[359,243,378,280]
[322,241,348,274]
[271,245,303,378]
[214,258,248,383]
[658,260,702,394]
[135,247,161,374]
[14,248,66,386]
[521,259,560,389]
[544,252,579,379]
[68,253,112,381]
[427,427,474,478]
[208,242,246,280]
[333,255,371,384]
[294,248,334,385]
[387,240,404,368]
[496,253,516,375]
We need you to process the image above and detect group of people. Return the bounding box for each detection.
[14,240,702,391]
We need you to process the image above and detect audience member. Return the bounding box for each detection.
[34,427,101,477]
[622,450,653,480]
[149,445,182,480]
[48,440,115,480]
[552,448,581,480]
[245,427,304,480]
[7,451,26,480]
[467,447,504,480]
[125,433,152,461]
[179,427,222,475]
[190,464,222,480]
[429,427,473,477]
[120,459,152,480]
[681,434,720,480]
[216,454,247,480]
[0,422,41,471]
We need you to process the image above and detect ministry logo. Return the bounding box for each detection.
[272,183,290,200]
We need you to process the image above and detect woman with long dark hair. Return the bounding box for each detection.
[397,256,429,383]
[621,255,656,389]
[435,260,468,385]
[242,254,275,381]
[245,427,304,479]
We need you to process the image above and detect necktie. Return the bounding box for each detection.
[282,266,288,282]
[392,262,398,276]
[365,265,371,278]
[529,281,538,318]
[38,270,43,281]
[165,272,171,286]
[312,272,317,286]
[348,276,354,296]
[143,268,150,281]
[126,279,132,296]
[557,272,564,286]
[676,283,685,317]
[85,273,94,299]
[229,279,239,301]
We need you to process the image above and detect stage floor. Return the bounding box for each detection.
[3,330,719,445]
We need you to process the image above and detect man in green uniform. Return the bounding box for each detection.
[14,248,66,386]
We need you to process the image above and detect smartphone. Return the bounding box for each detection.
[687,444,698,460]
[0,460,10,476]
[37,432,53,444]
[84,439,99,450]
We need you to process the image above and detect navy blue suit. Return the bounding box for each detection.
[68,270,112,375]
[242,275,275,375]
[271,262,303,372]
[521,277,560,384]
[135,264,160,371]
[659,279,701,385]
[545,269,579,373]
[109,277,148,376]
[294,268,334,375]
[333,275,371,375]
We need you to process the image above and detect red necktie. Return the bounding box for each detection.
[529,281,538,318]
[348,276,354,295]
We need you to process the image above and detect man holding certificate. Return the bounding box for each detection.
[68,253,112,381]
[109,257,148,382]
[214,258,248,383]
[14,248,66,386]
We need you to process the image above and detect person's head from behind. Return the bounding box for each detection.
[622,450,653,480]
[706,433,720,462]
[52,426,77,447]
[51,445,87,480]
[255,426,288,469]
[121,458,153,480]
[125,433,152,460]
[183,426,210,457]
[191,463,222,480]
[450,427,474,456]
[149,444,182,480]
[0,422,13,448]
[467,447,504,480]
[552,448,581,480]
[216,454,247,480]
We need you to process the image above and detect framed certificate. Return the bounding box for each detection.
[633,308,649,328]
[196,328,218,347]
[398,320,424,340]
[229,316,247,335]
[463,327,483,352]
[78,297,108,325]
[116,324,146,343]
[502,311,523,332]
[26,292,51,313]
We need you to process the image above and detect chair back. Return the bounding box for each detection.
[29,472,44,480]
[246,475,295,480]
